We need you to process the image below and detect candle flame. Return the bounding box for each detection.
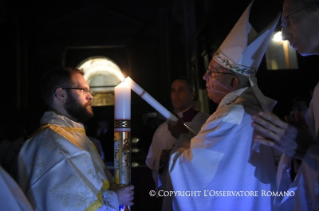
[118,76,129,86]
[118,73,125,81]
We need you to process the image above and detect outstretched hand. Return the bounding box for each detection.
[110,183,134,206]
[251,111,315,160]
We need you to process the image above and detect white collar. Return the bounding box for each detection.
[176,106,192,118]
[217,87,249,109]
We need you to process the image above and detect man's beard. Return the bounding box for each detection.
[64,93,94,122]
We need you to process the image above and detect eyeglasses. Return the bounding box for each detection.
[281,2,315,28]
[206,68,233,78]
[61,87,91,94]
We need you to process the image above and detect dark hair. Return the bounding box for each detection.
[41,67,84,106]
[172,76,194,92]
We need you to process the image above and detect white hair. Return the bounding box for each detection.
[223,68,250,88]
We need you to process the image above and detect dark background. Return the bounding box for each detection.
[1,0,318,137]
[1,0,318,210]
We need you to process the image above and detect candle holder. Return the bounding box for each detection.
[114,119,131,211]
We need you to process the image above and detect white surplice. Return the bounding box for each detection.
[275,83,319,210]
[146,108,209,211]
[0,166,32,211]
[169,87,277,211]
[18,111,119,211]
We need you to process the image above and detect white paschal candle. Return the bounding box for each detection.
[124,77,178,122]
[114,81,131,131]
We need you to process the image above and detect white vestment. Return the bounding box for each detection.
[146,108,209,211]
[0,166,32,211]
[18,111,119,211]
[275,83,319,210]
[169,87,277,211]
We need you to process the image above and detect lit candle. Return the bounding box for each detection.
[114,80,132,211]
[124,77,178,122]
[114,80,131,131]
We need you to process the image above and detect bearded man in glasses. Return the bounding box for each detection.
[167,2,281,210]
[251,0,319,210]
[18,67,134,211]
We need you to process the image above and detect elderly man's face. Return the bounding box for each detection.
[64,73,94,122]
[282,0,319,56]
[203,59,234,104]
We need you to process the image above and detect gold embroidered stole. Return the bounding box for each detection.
[29,123,111,209]
[85,180,110,211]
[29,124,85,149]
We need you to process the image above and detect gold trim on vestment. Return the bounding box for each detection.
[29,123,111,209]
[29,124,86,149]
[85,180,110,211]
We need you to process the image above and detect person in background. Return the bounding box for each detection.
[146,76,209,211]
[251,0,319,210]
[289,94,312,119]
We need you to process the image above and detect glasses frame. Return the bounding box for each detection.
[281,2,316,28]
[61,87,91,94]
[206,68,234,78]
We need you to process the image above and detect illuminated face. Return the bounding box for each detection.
[171,79,194,113]
[282,0,319,56]
[202,59,234,104]
[64,73,94,122]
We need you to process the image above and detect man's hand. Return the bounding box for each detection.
[167,119,188,139]
[110,184,134,206]
[251,111,315,160]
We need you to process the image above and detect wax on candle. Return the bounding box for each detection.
[124,77,178,122]
[114,81,131,120]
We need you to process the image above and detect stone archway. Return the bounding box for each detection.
[77,56,123,106]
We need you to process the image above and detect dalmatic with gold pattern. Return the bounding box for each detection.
[18,111,118,211]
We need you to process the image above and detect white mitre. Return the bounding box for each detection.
[213,1,280,111]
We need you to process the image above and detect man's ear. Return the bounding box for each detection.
[191,91,195,100]
[55,88,66,101]
[230,76,239,90]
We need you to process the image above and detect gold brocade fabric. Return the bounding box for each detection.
[35,124,112,210]
[29,124,86,149]
[19,111,119,210]
[85,180,110,211]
